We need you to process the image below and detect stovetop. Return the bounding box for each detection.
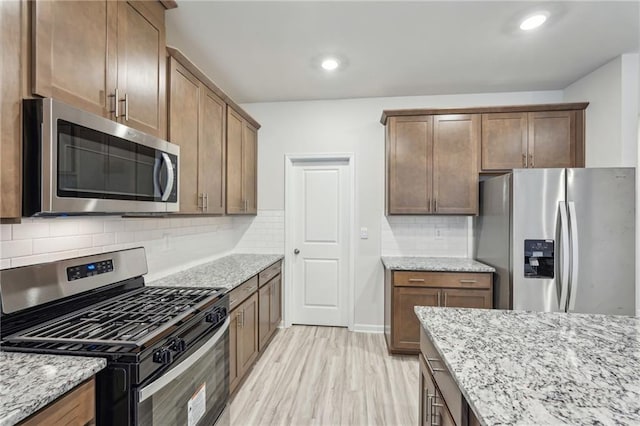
[3,286,222,352]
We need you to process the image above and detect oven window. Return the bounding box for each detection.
[57,120,159,201]
[137,329,229,426]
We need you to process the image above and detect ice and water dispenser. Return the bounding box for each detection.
[524,239,554,278]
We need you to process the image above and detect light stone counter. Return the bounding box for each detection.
[0,352,106,426]
[149,253,283,291]
[381,256,495,273]
[415,306,640,426]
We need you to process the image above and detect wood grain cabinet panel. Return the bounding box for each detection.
[258,283,271,351]
[168,55,226,214]
[387,116,433,214]
[432,114,480,215]
[20,378,95,426]
[270,274,282,330]
[1,0,27,219]
[237,292,258,378]
[481,113,528,170]
[528,111,576,168]
[32,0,116,118]
[226,107,258,215]
[116,0,166,138]
[385,269,493,354]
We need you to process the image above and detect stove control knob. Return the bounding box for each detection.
[153,348,173,364]
[206,307,227,324]
[169,338,187,353]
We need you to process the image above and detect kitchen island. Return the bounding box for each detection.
[415,306,640,426]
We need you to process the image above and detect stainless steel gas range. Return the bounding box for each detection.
[0,247,229,426]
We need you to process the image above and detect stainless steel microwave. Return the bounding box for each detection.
[23,98,179,216]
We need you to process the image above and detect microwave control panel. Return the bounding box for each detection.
[67,259,114,281]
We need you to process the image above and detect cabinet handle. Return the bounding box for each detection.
[408,278,425,282]
[459,279,477,284]
[437,292,441,306]
[205,193,209,212]
[198,193,204,211]
[110,89,120,118]
[240,311,245,328]
[124,93,129,121]
[530,154,534,168]
[522,153,526,167]
[430,397,442,426]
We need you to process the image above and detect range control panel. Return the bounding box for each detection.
[524,239,554,279]
[67,259,114,281]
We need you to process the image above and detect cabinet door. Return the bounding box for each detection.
[270,274,282,330]
[116,1,166,138]
[481,113,528,170]
[238,293,258,377]
[432,114,480,215]
[528,111,576,168]
[199,87,226,214]
[226,107,244,214]
[32,0,116,118]
[442,289,492,309]
[168,58,200,213]
[393,287,439,351]
[419,355,437,426]
[387,116,433,214]
[229,310,239,392]
[1,0,26,218]
[258,283,271,351]
[243,123,258,214]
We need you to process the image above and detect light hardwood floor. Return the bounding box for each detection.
[230,325,419,426]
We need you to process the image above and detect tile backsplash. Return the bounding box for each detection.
[233,210,285,254]
[0,216,246,281]
[381,215,470,257]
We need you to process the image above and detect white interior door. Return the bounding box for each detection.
[291,160,350,327]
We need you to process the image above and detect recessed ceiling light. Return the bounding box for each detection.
[321,58,339,71]
[520,13,548,31]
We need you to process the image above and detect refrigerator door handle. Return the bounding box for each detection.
[567,201,580,311]
[558,202,570,311]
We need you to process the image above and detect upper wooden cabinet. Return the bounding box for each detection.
[32,0,169,138]
[226,107,258,215]
[481,108,584,171]
[385,114,479,215]
[168,55,226,214]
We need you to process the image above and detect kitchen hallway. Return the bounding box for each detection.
[230,326,418,426]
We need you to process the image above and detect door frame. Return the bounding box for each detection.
[284,153,356,331]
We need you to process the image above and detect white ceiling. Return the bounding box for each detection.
[166,1,640,104]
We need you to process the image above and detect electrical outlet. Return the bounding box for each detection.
[435,224,445,240]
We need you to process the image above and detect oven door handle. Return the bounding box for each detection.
[138,317,229,402]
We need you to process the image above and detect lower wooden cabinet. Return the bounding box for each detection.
[20,378,95,425]
[229,261,283,395]
[230,292,258,393]
[258,273,282,351]
[384,269,493,354]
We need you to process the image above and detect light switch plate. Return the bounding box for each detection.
[360,227,369,239]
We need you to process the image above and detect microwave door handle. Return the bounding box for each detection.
[160,153,175,202]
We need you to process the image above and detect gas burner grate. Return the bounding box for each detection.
[4,287,220,348]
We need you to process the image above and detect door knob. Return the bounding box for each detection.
[294,249,300,255]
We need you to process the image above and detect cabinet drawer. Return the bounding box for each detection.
[229,276,258,311]
[259,261,282,287]
[394,271,491,289]
[420,328,463,426]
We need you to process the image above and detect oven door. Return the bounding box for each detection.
[136,318,229,426]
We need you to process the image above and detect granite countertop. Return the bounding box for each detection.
[0,352,106,426]
[149,253,284,291]
[381,256,495,272]
[415,306,640,426]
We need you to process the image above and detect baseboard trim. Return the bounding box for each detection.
[352,324,384,334]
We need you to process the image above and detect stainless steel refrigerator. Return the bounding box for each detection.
[474,168,635,315]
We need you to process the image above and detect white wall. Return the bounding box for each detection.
[563,53,639,167]
[563,52,640,316]
[241,90,563,330]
